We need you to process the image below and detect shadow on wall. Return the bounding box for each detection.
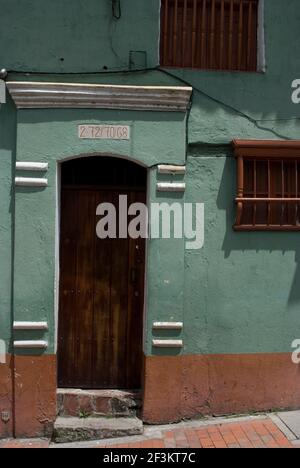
[217,156,300,307]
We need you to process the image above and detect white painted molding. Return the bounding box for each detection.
[0,80,5,104]
[16,162,48,172]
[7,82,193,112]
[153,322,183,330]
[13,321,48,331]
[14,340,48,349]
[157,165,186,175]
[15,177,48,187]
[152,339,183,348]
[156,182,186,192]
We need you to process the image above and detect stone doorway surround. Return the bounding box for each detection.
[4,80,192,439]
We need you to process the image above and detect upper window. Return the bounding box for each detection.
[233,141,300,231]
[160,0,259,72]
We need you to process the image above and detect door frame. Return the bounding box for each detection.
[54,153,149,387]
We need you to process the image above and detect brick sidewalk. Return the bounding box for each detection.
[98,419,293,449]
[0,417,296,449]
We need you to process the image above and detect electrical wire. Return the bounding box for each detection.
[158,68,299,140]
[6,67,157,76]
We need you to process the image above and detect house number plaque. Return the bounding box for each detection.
[78,125,130,140]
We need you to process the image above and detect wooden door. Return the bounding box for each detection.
[57,188,146,389]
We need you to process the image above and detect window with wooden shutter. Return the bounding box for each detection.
[233,141,300,231]
[160,0,259,71]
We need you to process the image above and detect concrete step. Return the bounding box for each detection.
[57,389,142,418]
[53,416,143,444]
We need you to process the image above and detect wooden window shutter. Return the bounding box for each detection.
[160,0,259,72]
[233,141,300,231]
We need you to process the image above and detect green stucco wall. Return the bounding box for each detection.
[184,148,300,355]
[0,98,15,351]
[1,0,300,359]
[0,0,160,73]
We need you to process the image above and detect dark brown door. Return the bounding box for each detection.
[58,187,146,389]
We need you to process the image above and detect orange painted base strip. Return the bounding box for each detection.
[14,355,57,438]
[1,352,300,438]
[143,353,300,424]
[0,355,13,438]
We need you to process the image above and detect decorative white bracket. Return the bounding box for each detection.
[153,322,183,330]
[14,340,48,350]
[157,182,186,192]
[13,321,48,331]
[0,80,5,104]
[16,162,48,172]
[157,165,186,175]
[15,177,48,187]
[152,339,183,348]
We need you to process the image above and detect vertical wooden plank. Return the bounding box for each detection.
[236,156,244,226]
[238,0,244,70]
[92,190,113,388]
[200,0,207,68]
[288,161,294,226]
[109,190,130,388]
[173,0,179,66]
[209,0,216,68]
[163,0,170,65]
[267,159,271,226]
[296,161,299,226]
[228,0,234,69]
[58,189,79,387]
[253,160,257,226]
[247,0,253,70]
[281,160,285,226]
[219,0,225,69]
[182,0,188,67]
[73,190,95,387]
[192,0,198,67]
[125,191,146,389]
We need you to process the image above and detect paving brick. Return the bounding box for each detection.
[207,426,220,435]
[199,437,215,448]
[151,439,165,448]
[140,440,154,448]
[173,430,189,447]
[185,429,202,448]
[251,421,270,437]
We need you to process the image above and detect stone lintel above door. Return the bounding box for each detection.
[7,82,192,112]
